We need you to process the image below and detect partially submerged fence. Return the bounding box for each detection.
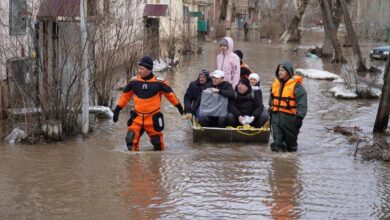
[0,80,9,120]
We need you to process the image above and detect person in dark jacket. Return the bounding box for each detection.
[234,49,252,79]
[227,78,264,128]
[249,73,268,127]
[269,61,307,152]
[184,69,211,119]
[197,70,234,127]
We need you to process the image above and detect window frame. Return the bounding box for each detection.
[9,0,27,36]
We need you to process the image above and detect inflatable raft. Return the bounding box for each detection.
[190,119,270,143]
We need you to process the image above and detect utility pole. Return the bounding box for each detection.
[80,0,89,135]
[170,0,172,49]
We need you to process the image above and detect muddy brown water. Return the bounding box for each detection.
[1,38,389,219]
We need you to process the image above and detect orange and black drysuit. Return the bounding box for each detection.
[114,73,183,151]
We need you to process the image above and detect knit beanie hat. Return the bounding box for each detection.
[219,38,228,47]
[237,78,252,93]
[248,73,260,82]
[138,56,154,70]
[241,66,251,78]
[199,69,210,78]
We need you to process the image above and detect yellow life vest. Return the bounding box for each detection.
[271,76,303,115]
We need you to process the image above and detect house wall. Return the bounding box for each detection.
[183,1,199,40]
[146,0,198,41]
[0,0,29,80]
[0,0,32,118]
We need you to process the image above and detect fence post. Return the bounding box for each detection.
[0,80,9,120]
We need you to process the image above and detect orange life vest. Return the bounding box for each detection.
[271,76,303,115]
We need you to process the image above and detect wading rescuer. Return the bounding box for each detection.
[269,61,307,152]
[112,56,184,151]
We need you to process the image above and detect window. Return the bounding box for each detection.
[7,58,32,84]
[6,58,34,108]
[9,0,27,35]
[183,6,189,17]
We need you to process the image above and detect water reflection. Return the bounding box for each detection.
[377,163,390,219]
[119,154,166,219]
[265,156,302,220]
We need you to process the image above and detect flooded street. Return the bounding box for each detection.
[1,38,390,219]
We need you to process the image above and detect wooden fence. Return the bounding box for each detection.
[0,80,9,120]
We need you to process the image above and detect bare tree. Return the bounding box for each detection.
[219,0,229,22]
[90,0,143,107]
[321,0,344,62]
[259,0,294,40]
[160,17,182,67]
[213,0,228,38]
[354,0,390,42]
[317,0,343,57]
[374,57,390,133]
[339,0,367,72]
[279,0,310,43]
[0,0,144,139]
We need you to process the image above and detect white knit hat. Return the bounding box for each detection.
[248,73,260,82]
[212,70,225,78]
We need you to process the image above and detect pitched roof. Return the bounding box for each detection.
[143,4,168,17]
[37,0,80,19]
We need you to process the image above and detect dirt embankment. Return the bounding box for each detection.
[328,126,390,161]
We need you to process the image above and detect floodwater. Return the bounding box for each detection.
[1,33,390,219]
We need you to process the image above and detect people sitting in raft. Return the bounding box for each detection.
[197,70,234,128]
[183,69,211,119]
[226,78,268,128]
[249,72,269,127]
[249,72,261,90]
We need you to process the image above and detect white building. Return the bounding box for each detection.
[0,0,35,115]
[0,0,30,79]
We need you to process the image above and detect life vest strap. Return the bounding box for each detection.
[273,104,296,110]
[271,94,296,101]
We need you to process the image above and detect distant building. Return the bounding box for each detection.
[207,0,260,36]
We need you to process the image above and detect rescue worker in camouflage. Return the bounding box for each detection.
[113,56,184,151]
[269,61,307,152]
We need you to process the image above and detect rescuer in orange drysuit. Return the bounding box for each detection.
[113,56,184,151]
